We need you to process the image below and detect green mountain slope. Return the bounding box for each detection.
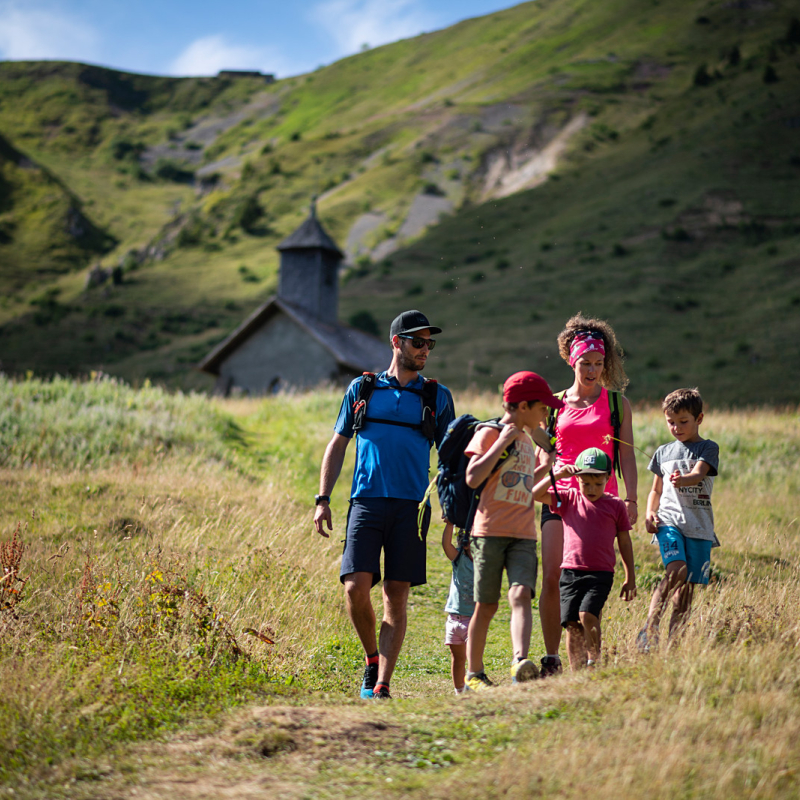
[0,0,798,402]
[0,132,115,290]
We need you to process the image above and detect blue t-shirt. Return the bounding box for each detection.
[334,371,455,501]
[445,548,475,616]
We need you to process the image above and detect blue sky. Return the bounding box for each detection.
[0,0,518,78]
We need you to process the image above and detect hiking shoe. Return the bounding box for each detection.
[510,658,539,683]
[465,672,494,692]
[360,662,379,699]
[373,684,392,700]
[636,628,653,654]
[539,656,563,678]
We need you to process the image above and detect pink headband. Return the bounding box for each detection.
[569,331,606,367]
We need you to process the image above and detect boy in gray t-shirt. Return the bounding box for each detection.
[638,388,720,651]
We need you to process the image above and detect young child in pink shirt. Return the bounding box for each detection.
[532,447,637,670]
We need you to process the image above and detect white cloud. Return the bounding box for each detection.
[169,35,302,79]
[0,2,98,61]
[310,0,438,56]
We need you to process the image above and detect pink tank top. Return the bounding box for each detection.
[554,386,619,496]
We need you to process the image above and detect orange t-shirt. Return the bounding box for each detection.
[465,426,538,540]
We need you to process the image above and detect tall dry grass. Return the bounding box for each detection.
[0,379,797,796]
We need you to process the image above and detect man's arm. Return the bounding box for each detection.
[669,460,712,488]
[313,433,350,538]
[644,474,663,535]
[616,529,637,601]
[619,396,638,526]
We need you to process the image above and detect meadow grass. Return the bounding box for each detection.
[0,378,798,797]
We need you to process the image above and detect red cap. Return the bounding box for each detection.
[503,371,564,408]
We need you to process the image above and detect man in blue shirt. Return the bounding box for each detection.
[314,310,455,700]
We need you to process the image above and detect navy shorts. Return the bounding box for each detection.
[560,569,614,625]
[340,498,431,587]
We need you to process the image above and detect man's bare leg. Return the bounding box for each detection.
[343,571,377,654]
[377,579,410,686]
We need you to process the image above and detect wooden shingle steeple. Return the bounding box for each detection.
[276,198,343,324]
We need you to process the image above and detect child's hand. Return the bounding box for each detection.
[669,470,702,488]
[553,464,579,481]
[619,581,637,601]
[497,422,523,449]
[645,512,660,534]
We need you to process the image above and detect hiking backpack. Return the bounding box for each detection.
[421,415,513,533]
[351,372,439,442]
[546,389,624,477]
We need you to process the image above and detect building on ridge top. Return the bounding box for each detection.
[197,200,390,395]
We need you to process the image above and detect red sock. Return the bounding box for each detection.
[374,682,389,694]
[366,651,379,665]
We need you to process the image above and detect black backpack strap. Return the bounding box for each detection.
[356,376,439,441]
[352,372,376,433]
[608,390,622,478]
[420,379,438,442]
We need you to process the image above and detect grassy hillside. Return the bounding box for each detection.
[0,133,115,291]
[1,377,799,797]
[0,1,799,402]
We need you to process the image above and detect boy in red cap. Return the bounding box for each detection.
[464,371,564,691]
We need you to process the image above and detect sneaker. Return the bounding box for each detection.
[539,656,563,678]
[373,684,392,700]
[510,658,539,683]
[360,662,378,699]
[465,672,494,692]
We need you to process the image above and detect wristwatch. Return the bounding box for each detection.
[314,494,331,505]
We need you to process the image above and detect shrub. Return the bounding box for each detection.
[232,194,264,233]
[693,64,713,87]
[154,158,194,183]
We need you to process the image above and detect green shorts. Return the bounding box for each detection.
[470,536,538,604]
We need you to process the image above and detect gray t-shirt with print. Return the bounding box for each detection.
[648,438,720,542]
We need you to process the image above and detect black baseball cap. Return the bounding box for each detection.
[389,310,442,338]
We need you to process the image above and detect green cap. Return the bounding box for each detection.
[574,447,612,474]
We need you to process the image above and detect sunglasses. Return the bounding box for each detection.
[398,334,436,350]
[500,472,535,491]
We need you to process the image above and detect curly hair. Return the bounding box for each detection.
[556,312,629,392]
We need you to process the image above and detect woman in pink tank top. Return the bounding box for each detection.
[537,314,638,677]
